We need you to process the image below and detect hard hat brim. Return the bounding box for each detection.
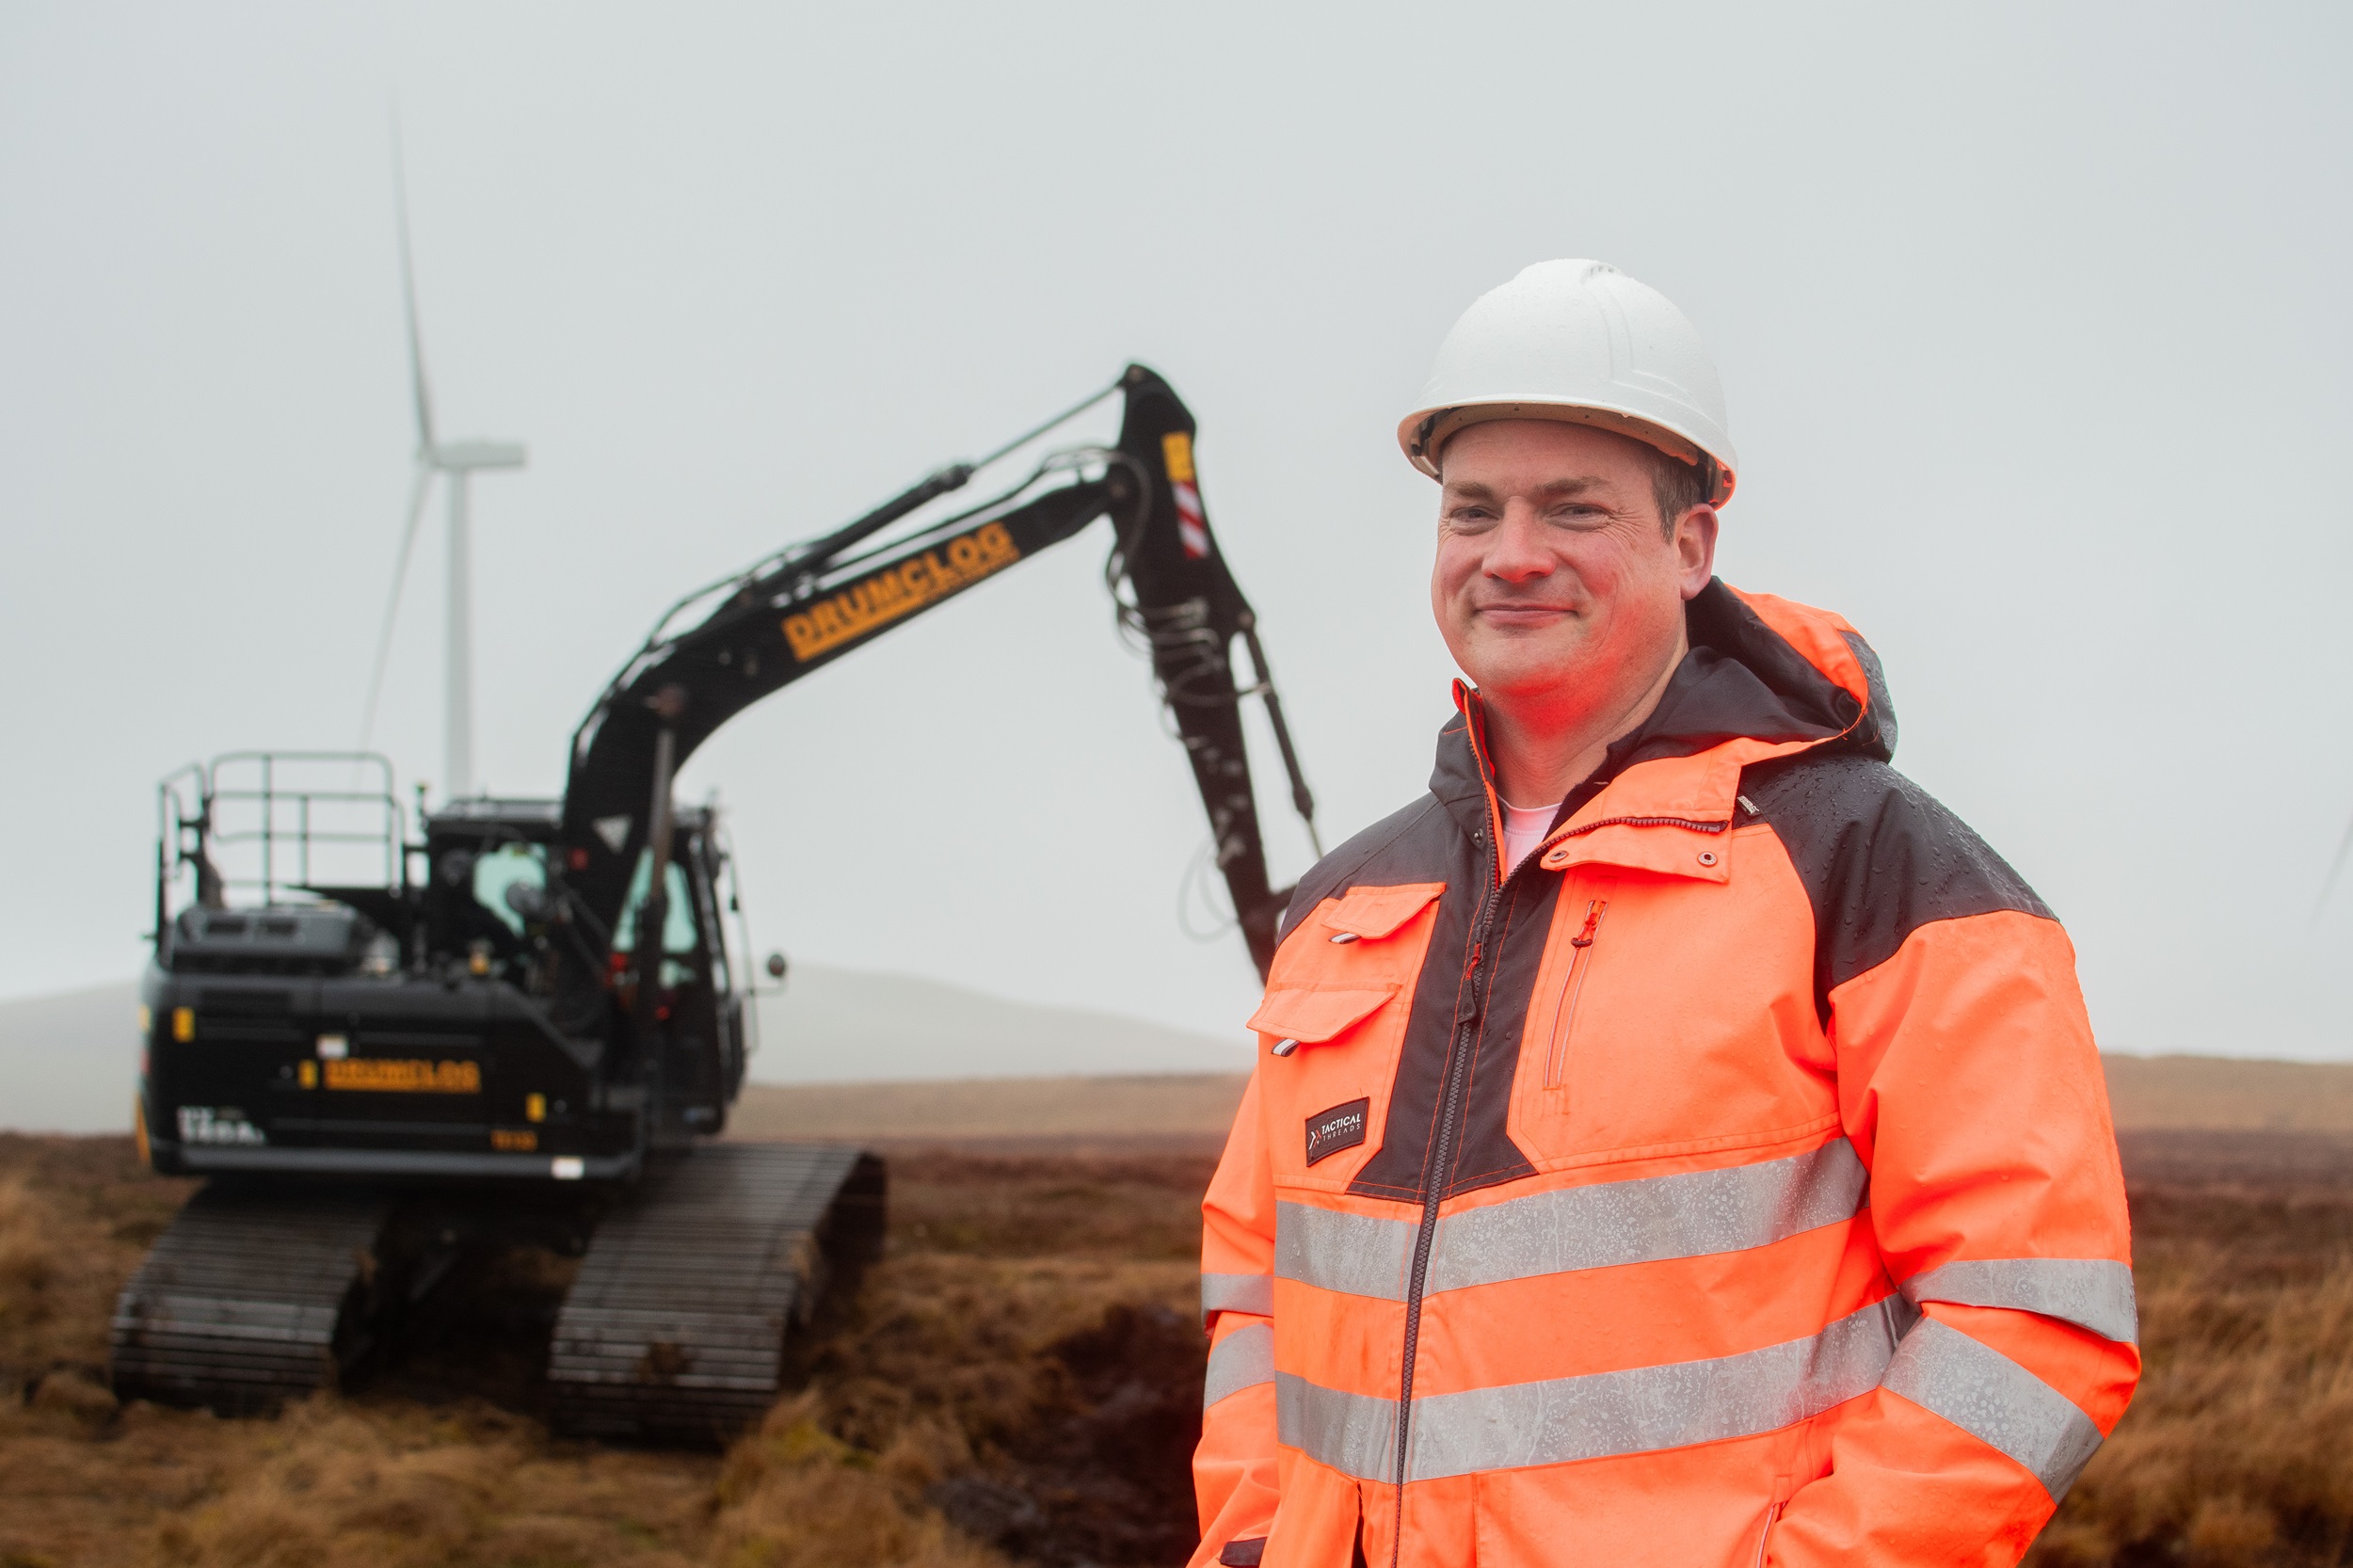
[1398,399,1737,506]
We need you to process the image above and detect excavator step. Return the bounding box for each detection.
[548,1142,884,1445]
[110,1185,392,1413]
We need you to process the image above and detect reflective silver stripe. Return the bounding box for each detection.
[1204,1322,1276,1409]
[1276,1370,1398,1480]
[1881,1317,2104,1499]
[1276,1201,1413,1301]
[1903,1258,2138,1345]
[1276,1141,1867,1303]
[1277,1296,1913,1483]
[1202,1271,1275,1322]
[1426,1140,1869,1293]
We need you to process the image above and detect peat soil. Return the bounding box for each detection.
[920,1301,1204,1568]
[808,1149,1216,1568]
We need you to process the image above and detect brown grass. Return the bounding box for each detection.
[0,1142,1208,1568]
[6,1125,2353,1567]
[726,1077,1248,1151]
[2028,1145,2353,1567]
[724,1055,2353,1152]
[2101,1057,2353,1134]
[0,1135,196,1384]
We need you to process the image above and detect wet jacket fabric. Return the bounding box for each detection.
[1193,582,2137,1568]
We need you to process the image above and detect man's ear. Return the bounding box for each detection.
[1674,505,1720,600]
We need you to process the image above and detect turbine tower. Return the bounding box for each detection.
[360,148,526,800]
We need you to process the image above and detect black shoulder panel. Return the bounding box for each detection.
[1275,795,1456,945]
[1742,752,2052,1009]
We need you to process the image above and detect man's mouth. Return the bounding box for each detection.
[1474,603,1574,628]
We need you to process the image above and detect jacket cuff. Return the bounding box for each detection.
[1219,1538,1268,1566]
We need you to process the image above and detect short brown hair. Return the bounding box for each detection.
[1647,447,1711,539]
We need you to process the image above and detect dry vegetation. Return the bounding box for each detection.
[5,1117,2353,1568]
[2029,1131,2353,1568]
[0,1136,1209,1568]
[726,1076,1248,1150]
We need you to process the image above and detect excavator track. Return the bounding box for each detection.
[548,1142,885,1444]
[110,1185,392,1413]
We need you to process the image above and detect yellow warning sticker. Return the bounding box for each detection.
[781,520,1021,663]
[323,1058,482,1094]
[1161,432,1195,483]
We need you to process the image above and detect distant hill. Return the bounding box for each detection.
[0,982,139,1132]
[0,969,1251,1132]
[748,965,1251,1084]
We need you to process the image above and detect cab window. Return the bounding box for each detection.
[472,843,548,937]
[612,856,700,955]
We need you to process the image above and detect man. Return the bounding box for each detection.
[1192,260,2137,1568]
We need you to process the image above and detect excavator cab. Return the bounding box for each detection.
[137,767,750,1182]
[595,808,747,1136]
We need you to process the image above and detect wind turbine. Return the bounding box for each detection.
[2320,806,2353,921]
[358,149,526,800]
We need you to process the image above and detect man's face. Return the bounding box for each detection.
[1430,419,1717,712]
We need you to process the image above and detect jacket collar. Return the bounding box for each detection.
[1430,581,1895,873]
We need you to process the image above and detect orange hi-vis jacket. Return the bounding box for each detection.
[1193,583,2138,1568]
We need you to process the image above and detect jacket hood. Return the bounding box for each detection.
[1432,580,1897,849]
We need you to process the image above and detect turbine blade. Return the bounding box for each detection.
[2317,803,2353,922]
[392,114,435,456]
[359,461,436,751]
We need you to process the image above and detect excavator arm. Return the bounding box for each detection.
[556,364,1316,984]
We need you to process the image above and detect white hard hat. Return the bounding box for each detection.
[1399,259,1737,506]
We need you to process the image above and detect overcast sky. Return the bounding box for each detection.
[4,2,2348,1064]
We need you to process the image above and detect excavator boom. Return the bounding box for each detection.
[558,363,1313,978]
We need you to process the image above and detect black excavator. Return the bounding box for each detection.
[115,365,1318,1442]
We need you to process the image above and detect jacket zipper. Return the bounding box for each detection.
[1542,899,1609,1089]
[1390,828,1511,1568]
[1558,813,1728,839]
[1381,799,1729,1562]
[1752,1483,1790,1568]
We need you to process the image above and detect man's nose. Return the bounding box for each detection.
[1483,502,1555,581]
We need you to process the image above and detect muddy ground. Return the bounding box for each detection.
[2,1129,2351,1567]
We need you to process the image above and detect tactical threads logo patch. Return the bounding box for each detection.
[1305,1097,1369,1166]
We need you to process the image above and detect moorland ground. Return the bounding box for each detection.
[2,1072,2350,1567]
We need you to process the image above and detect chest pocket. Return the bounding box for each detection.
[1322,883,1447,944]
[1246,983,1401,1054]
[1249,882,1444,1188]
